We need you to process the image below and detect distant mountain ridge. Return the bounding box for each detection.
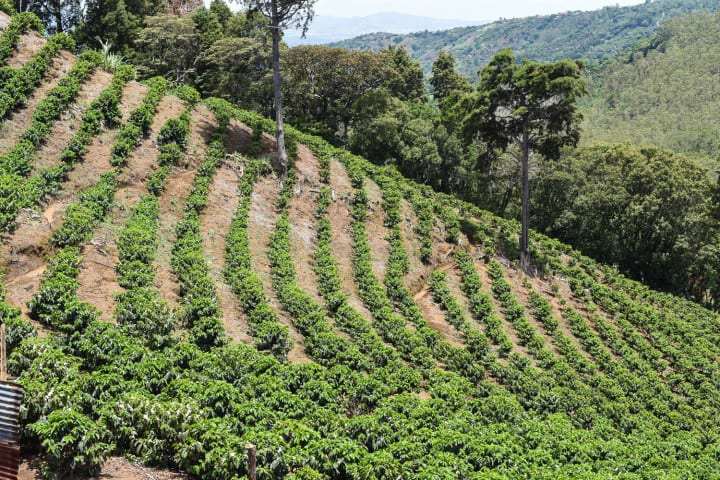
[331,0,720,79]
[284,12,486,46]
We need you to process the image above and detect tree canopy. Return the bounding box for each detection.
[462,48,586,271]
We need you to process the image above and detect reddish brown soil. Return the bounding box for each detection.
[363,178,390,283]
[0,51,77,156]
[414,286,464,347]
[18,456,194,480]
[327,159,374,321]
[76,95,184,322]
[399,199,430,294]
[30,69,114,173]
[249,174,309,363]
[6,30,46,68]
[153,100,211,308]
[199,158,253,345]
[288,145,323,306]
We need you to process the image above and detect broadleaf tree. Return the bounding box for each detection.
[240,0,316,176]
[462,48,586,271]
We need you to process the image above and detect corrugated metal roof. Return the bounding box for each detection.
[0,382,22,480]
[0,445,20,480]
[0,383,21,447]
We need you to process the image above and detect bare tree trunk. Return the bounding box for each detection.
[519,129,530,272]
[270,0,288,177]
[53,0,63,32]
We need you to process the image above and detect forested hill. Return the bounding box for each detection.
[331,0,720,79]
[580,10,720,159]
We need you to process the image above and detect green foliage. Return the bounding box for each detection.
[580,11,720,159]
[532,143,720,306]
[332,0,720,79]
[0,0,14,14]
[0,13,43,64]
[133,15,200,82]
[0,32,75,119]
[77,0,167,55]
[30,409,112,479]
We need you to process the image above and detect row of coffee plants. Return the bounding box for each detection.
[484,259,660,430]
[268,171,372,371]
[313,187,400,367]
[0,32,75,118]
[404,188,434,263]
[0,51,101,176]
[0,65,136,232]
[170,108,229,351]
[115,104,195,348]
[203,98,293,359]
[18,89,194,476]
[376,174,489,383]
[555,257,720,397]
[222,158,293,358]
[454,249,514,354]
[0,12,43,64]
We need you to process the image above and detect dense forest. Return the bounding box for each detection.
[332,0,720,78]
[580,11,720,160]
[2,0,720,477]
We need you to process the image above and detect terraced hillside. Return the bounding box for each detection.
[2,11,720,479]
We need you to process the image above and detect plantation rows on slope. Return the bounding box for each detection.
[2,12,720,479]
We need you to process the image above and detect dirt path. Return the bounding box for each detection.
[363,178,390,283]
[249,174,309,363]
[199,158,253,345]
[289,145,323,306]
[399,199,430,294]
[76,96,185,322]
[327,160,374,321]
[0,51,77,156]
[18,455,193,480]
[414,286,465,347]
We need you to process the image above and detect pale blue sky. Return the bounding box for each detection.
[314,0,645,21]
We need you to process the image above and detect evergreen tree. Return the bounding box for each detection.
[463,48,586,271]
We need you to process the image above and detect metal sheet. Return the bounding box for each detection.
[0,382,21,480]
[0,445,19,480]
[0,382,21,447]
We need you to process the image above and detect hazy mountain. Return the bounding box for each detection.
[284,12,486,46]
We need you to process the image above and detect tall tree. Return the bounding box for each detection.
[241,0,316,175]
[463,48,586,271]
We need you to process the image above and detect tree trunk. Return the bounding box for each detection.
[53,0,63,33]
[519,129,530,272]
[271,0,288,177]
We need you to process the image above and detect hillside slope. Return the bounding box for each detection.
[2,11,720,479]
[331,0,720,78]
[580,10,720,159]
